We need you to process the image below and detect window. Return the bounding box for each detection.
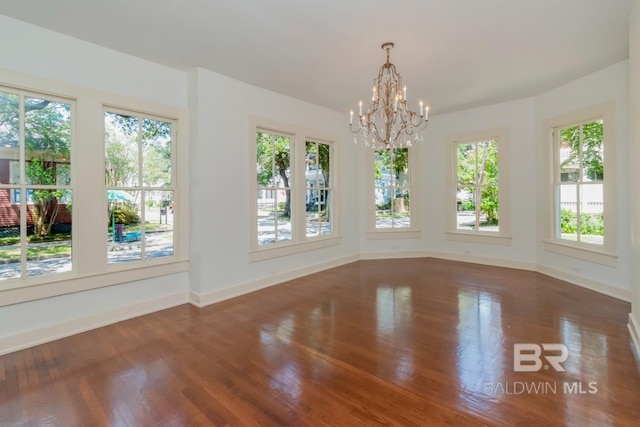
[251,120,337,260]
[446,128,510,243]
[455,140,499,232]
[0,89,74,280]
[105,109,175,264]
[374,148,411,229]
[543,103,615,265]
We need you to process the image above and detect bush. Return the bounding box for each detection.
[560,209,603,236]
[560,209,576,234]
[111,206,140,225]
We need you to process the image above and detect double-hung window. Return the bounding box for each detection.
[446,128,510,244]
[0,88,74,281]
[544,103,615,265]
[104,108,176,264]
[373,148,413,230]
[251,120,337,260]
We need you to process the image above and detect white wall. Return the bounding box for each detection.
[628,0,640,351]
[187,68,360,303]
[0,15,190,354]
[535,61,630,294]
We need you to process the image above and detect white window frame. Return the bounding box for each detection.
[249,117,340,262]
[446,128,511,245]
[542,103,617,266]
[0,71,189,308]
[0,86,76,280]
[104,106,178,267]
[367,146,421,239]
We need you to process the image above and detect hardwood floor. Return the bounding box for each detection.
[1,258,639,426]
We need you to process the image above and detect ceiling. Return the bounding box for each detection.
[0,0,633,115]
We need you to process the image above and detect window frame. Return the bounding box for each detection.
[104,105,179,267]
[446,128,511,245]
[0,86,76,282]
[0,70,189,308]
[366,146,421,239]
[249,117,340,262]
[543,103,617,266]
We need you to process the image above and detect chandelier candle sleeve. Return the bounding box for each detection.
[349,42,429,150]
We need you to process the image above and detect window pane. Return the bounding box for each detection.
[457,185,476,230]
[276,190,292,243]
[142,118,172,187]
[0,92,19,185]
[108,189,142,263]
[0,191,21,279]
[25,98,71,178]
[478,140,498,185]
[480,186,499,232]
[456,143,475,185]
[579,184,603,245]
[392,188,410,228]
[105,112,139,187]
[559,126,580,183]
[144,190,173,259]
[559,183,578,241]
[320,189,332,236]
[257,191,276,246]
[582,120,604,182]
[26,189,72,277]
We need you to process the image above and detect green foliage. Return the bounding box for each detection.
[560,209,603,236]
[560,209,577,234]
[374,148,408,181]
[111,206,140,225]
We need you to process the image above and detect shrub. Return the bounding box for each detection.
[111,206,140,225]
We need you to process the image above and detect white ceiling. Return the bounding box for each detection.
[0,0,633,115]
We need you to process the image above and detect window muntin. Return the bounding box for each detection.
[0,89,73,281]
[105,110,175,264]
[455,140,499,232]
[374,148,411,229]
[305,140,332,238]
[556,120,604,246]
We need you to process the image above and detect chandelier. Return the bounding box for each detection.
[349,42,429,150]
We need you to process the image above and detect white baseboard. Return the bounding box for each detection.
[190,254,360,307]
[629,313,640,361]
[0,291,188,356]
[536,265,631,302]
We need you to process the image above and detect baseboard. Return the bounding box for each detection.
[362,250,631,302]
[629,313,640,361]
[536,265,631,302]
[0,291,188,356]
[190,254,360,307]
[422,250,537,271]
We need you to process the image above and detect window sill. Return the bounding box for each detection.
[367,229,421,240]
[249,236,341,262]
[542,240,617,267]
[0,260,190,307]
[445,231,512,246]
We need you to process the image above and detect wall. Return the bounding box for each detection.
[0,15,190,355]
[187,68,360,304]
[628,0,640,353]
[535,61,630,297]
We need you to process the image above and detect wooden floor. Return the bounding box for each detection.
[1,258,639,426]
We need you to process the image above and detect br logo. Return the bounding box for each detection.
[513,343,569,372]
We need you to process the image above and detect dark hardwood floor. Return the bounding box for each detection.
[1,258,639,426]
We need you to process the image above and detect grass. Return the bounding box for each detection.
[0,241,71,262]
